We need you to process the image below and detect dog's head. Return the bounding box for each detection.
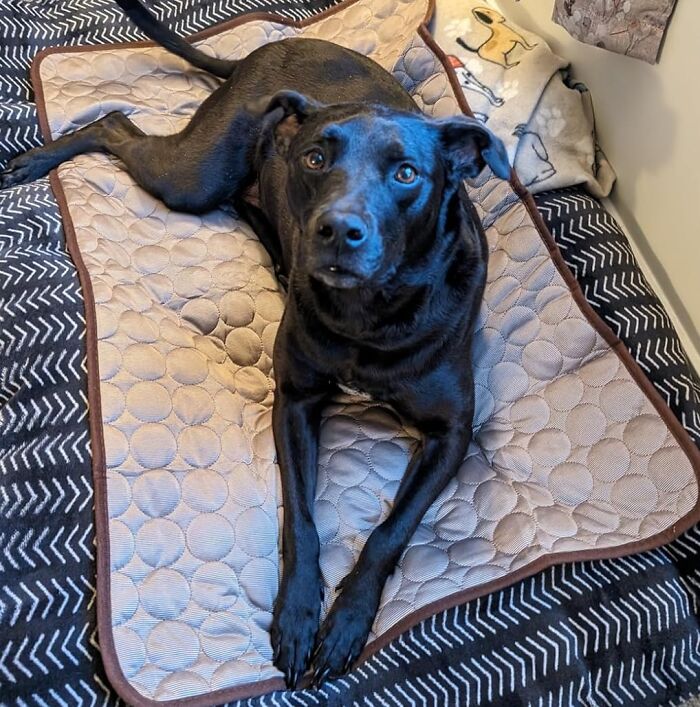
[256,90,509,290]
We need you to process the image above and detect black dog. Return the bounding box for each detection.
[1,0,510,689]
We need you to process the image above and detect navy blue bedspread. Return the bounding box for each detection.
[1,2,699,705]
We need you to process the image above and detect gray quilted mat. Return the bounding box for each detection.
[32,0,700,702]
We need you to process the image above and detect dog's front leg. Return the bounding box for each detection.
[270,387,325,689]
[311,427,472,685]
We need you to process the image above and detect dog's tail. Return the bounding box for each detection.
[114,0,237,78]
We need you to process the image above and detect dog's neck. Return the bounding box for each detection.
[301,277,431,344]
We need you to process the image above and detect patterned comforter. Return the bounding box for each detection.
[1,1,699,705]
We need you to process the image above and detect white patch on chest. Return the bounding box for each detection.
[337,382,374,401]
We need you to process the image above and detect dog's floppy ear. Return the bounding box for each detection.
[252,90,322,156]
[436,116,511,180]
[260,90,321,120]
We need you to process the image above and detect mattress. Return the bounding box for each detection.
[1,0,700,705]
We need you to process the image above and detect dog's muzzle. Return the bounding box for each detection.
[307,210,381,289]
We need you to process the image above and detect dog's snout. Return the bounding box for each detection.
[316,212,367,248]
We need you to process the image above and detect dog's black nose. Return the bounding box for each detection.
[316,212,367,248]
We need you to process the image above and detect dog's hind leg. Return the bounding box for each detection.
[1,112,147,189]
[1,108,258,214]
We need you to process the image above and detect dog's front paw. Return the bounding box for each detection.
[0,150,51,189]
[271,570,323,690]
[310,577,380,687]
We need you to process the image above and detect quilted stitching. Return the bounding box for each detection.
[38,0,698,700]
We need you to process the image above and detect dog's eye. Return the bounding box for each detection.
[395,163,418,184]
[303,149,325,170]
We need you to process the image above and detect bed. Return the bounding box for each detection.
[1,1,699,706]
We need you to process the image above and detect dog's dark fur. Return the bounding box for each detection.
[1,0,510,689]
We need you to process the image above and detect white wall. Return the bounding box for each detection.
[493,0,700,372]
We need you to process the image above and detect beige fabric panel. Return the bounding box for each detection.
[37,0,699,702]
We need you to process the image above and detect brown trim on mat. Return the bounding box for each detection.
[30,2,700,705]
